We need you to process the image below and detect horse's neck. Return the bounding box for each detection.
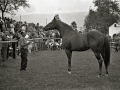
[56,21,73,37]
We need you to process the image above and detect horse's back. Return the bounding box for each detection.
[62,32,90,51]
[88,31,103,39]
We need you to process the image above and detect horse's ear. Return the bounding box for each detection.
[54,17,56,21]
[54,14,60,21]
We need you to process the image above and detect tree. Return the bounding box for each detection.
[84,0,120,34]
[0,0,29,19]
[84,9,98,30]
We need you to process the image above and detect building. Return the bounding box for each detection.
[109,23,120,37]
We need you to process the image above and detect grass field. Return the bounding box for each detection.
[0,49,120,90]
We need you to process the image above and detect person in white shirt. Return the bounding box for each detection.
[10,20,15,34]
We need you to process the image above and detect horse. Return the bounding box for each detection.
[44,16,110,77]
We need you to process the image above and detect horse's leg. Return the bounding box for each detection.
[105,63,110,76]
[65,49,72,74]
[94,52,103,78]
[101,51,109,76]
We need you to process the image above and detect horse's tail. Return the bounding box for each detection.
[101,35,110,68]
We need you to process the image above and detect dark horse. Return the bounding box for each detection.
[44,15,110,77]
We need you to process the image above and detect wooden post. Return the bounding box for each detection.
[12,42,17,59]
[0,43,2,65]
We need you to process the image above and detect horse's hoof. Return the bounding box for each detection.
[105,74,108,76]
[97,75,101,78]
[68,71,71,74]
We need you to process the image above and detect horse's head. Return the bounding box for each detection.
[44,15,60,31]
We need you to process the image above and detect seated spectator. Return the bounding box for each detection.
[13,32,21,40]
[45,38,59,50]
[9,31,14,39]
[57,39,62,50]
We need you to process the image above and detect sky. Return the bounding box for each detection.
[15,0,94,15]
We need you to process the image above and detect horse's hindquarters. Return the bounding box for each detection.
[87,31,104,51]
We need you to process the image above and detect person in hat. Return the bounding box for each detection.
[19,31,32,71]
[71,21,78,32]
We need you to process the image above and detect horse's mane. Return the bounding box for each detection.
[58,20,74,31]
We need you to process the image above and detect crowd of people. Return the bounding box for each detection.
[0,16,82,55]
[0,16,63,66]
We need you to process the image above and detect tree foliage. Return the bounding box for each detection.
[0,0,29,18]
[84,0,120,34]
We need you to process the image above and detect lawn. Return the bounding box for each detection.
[0,49,120,90]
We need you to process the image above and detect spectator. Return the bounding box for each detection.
[1,31,10,66]
[27,23,34,32]
[51,30,56,38]
[31,32,39,52]
[39,31,44,38]
[35,23,40,35]
[32,24,37,32]
[71,21,77,32]
[14,21,20,32]
[6,18,11,32]
[0,17,3,32]
[10,20,15,34]
[21,22,27,32]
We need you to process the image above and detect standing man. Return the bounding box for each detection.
[35,23,40,35]
[19,31,31,71]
